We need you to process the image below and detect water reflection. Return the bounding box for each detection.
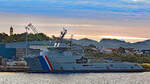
[0,72,149,84]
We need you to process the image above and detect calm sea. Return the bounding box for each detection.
[0,72,149,84]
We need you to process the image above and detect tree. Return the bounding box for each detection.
[119,47,125,54]
[0,32,52,43]
[0,33,9,43]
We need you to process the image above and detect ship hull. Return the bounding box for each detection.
[25,56,144,73]
[27,69,144,73]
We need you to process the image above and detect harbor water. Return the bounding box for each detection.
[0,72,150,84]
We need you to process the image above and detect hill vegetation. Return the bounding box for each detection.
[0,32,52,43]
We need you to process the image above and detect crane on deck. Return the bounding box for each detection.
[25,23,51,48]
[54,28,67,47]
[25,23,68,49]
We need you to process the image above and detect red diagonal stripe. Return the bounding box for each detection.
[45,56,54,71]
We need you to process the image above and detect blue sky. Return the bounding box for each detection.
[0,0,150,19]
[0,0,150,42]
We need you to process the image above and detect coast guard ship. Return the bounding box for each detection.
[24,24,144,72]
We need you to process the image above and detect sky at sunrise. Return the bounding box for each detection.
[0,0,150,42]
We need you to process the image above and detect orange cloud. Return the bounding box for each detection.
[0,12,150,43]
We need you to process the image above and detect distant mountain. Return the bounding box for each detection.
[132,40,150,50]
[71,38,150,50]
[72,38,98,46]
[98,39,132,49]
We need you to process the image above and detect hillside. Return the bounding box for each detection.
[72,38,150,50]
[72,38,98,46]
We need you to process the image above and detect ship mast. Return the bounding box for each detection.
[59,28,67,42]
[54,28,67,47]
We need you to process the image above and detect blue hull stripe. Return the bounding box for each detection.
[38,56,50,70]
[43,56,51,71]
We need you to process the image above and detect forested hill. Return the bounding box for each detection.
[0,33,52,43]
